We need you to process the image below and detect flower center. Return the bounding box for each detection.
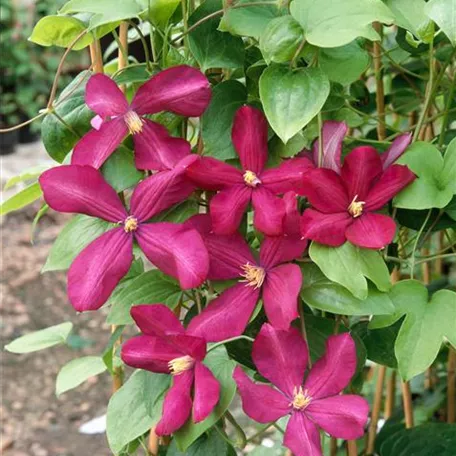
[348,195,365,218]
[291,386,312,410]
[168,355,195,375]
[243,170,262,187]
[240,263,266,289]
[123,216,138,233]
[124,110,144,135]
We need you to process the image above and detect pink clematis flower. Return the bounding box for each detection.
[71,65,211,170]
[39,165,209,312]
[234,324,369,456]
[185,195,307,340]
[121,305,220,435]
[300,146,416,249]
[186,105,313,236]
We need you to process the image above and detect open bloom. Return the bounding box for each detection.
[39,165,209,311]
[234,325,369,456]
[186,105,312,236]
[71,65,211,170]
[121,305,220,435]
[185,196,306,340]
[300,146,416,249]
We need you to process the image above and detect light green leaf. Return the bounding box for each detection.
[43,215,113,272]
[300,264,394,315]
[174,347,237,451]
[290,0,394,48]
[5,322,73,353]
[270,132,306,158]
[441,137,456,191]
[425,0,456,46]
[4,165,49,190]
[0,182,42,216]
[56,356,107,396]
[29,15,92,50]
[309,241,391,300]
[107,270,183,325]
[319,41,371,85]
[201,80,247,160]
[370,280,456,380]
[152,200,199,224]
[148,0,180,27]
[259,65,330,143]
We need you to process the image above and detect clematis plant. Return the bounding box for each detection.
[234,324,369,456]
[300,146,416,249]
[39,165,209,311]
[121,305,220,435]
[186,105,313,236]
[71,65,211,170]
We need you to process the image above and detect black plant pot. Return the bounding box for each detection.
[0,129,18,155]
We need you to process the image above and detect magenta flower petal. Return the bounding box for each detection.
[252,324,308,396]
[262,264,302,330]
[133,118,192,171]
[302,168,349,213]
[68,228,133,312]
[233,367,290,423]
[155,370,194,436]
[131,65,211,117]
[284,413,322,456]
[312,120,347,174]
[120,335,182,373]
[306,395,369,440]
[301,209,352,246]
[166,334,207,361]
[345,212,397,249]
[252,187,285,236]
[232,106,268,174]
[71,117,128,169]
[210,185,252,235]
[135,223,209,290]
[260,237,306,269]
[39,165,127,222]
[130,304,185,337]
[381,133,411,170]
[261,157,313,195]
[186,156,243,191]
[304,333,357,399]
[365,164,416,211]
[85,73,128,118]
[341,146,383,200]
[282,191,302,237]
[187,283,260,342]
[193,361,220,423]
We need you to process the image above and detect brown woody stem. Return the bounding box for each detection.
[366,365,386,455]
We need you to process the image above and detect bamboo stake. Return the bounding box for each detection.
[366,365,386,455]
[347,439,358,456]
[401,381,414,428]
[448,348,456,423]
[384,370,396,419]
[330,437,338,456]
[89,41,103,73]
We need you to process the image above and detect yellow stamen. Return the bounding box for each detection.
[123,216,138,232]
[168,355,194,375]
[348,194,365,218]
[240,263,266,289]
[124,110,144,135]
[291,386,312,410]
[243,170,262,187]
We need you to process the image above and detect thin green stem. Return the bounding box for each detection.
[0,111,47,133]
[207,335,254,352]
[225,410,247,449]
[128,20,152,71]
[290,38,306,69]
[415,253,456,265]
[246,423,275,443]
[410,210,433,279]
[438,71,455,148]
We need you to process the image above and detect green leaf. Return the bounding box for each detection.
[101,146,143,192]
[370,280,456,380]
[107,270,183,325]
[220,0,281,38]
[270,132,306,158]
[201,80,247,160]
[309,241,391,300]
[188,0,245,72]
[113,64,153,85]
[300,264,394,315]
[43,215,113,272]
[56,356,106,396]
[319,41,371,85]
[167,428,234,456]
[174,347,237,451]
[425,0,456,46]
[259,65,330,143]
[142,372,170,418]
[0,182,42,216]
[107,370,164,454]
[5,322,73,354]
[148,0,180,27]
[259,16,304,64]
[441,137,456,191]
[29,15,92,50]
[152,200,200,224]
[4,165,49,190]
[290,0,394,47]
[41,71,94,162]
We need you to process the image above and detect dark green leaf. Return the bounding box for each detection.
[167,428,234,456]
